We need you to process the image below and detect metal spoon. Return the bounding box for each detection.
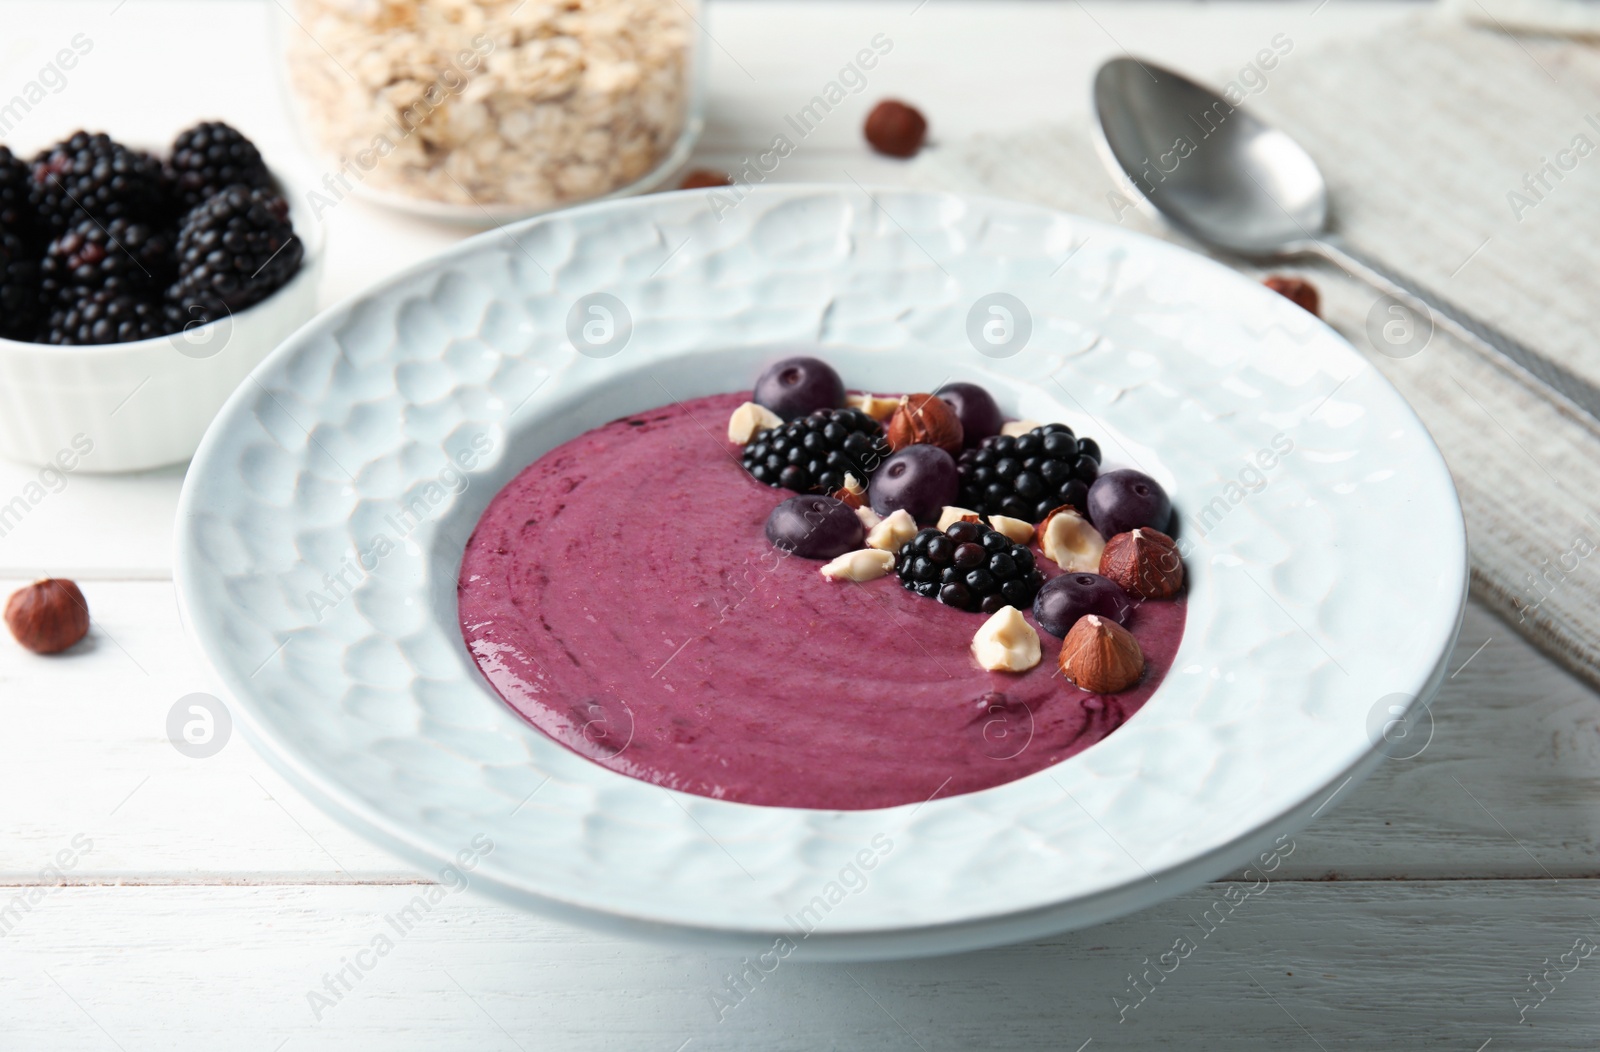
[1091,56,1600,429]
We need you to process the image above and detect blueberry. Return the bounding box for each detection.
[934,382,1003,446]
[752,356,845,420]
[868,444,959,524]
[1032,572,1133,637]
[764,495,864,559]
[1087,469,1172,538]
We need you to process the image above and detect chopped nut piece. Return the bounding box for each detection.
[971,605,1041,672]
[1263,274,1320,317]
[936,506,981,531]
[1000,419,1042,437]
[845,392,900,421]
[866,508,918,553]
[988,515,1035,544]
[820,548,896,582]
[680,169,731,190]
[832,472,868,509]
[855,505,883,530]
[1038,506,1105,572]
[727,401,783,445]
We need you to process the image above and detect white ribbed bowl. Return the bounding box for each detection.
[0,176,322,473]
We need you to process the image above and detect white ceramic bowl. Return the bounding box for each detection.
[0,173,322,473]
[174,186,1466,960]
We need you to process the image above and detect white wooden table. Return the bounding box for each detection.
[6,2,1600,1048]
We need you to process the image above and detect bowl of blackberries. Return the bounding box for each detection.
[0,122,321,472]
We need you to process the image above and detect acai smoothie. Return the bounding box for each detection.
[459,362,1187,811]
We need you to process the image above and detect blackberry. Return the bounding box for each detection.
[166,121,272,211]
[0,146,37,245]
[40,217,173,308]
[957,423,1101,523]
[42,288,180,346]
[741,407,890,493]
[168,186,301,315]
[896,519,1045,614]
[0,230,40,341]
[29,132,168,236]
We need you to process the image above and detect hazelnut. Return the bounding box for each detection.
[727,401,783,445]
[820,548,896,582]
[1059,614,1145,693]
[864,99,928,158]
[1099,528,1185,599]
[1038,506,1106,572]
[1263,275,1320,317]
[680,168,732,190]
[987,515,1035,545]
[5,578,90,655]
[971,605,1041,672]
[866,508,918,553]
[887,393,963,454]
[845,392,900,422]
[1000,419,1042,438]
[936,506,981,531]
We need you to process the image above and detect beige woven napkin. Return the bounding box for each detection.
[910,13,1600,690]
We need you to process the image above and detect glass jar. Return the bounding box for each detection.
[278,0,703,222]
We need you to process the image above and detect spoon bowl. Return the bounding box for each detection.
[1092,55,1600,433]
[1093,57,1327,255]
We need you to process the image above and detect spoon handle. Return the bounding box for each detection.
[1312,237,1600,436]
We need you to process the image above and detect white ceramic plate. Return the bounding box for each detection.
[174,186,1466,961]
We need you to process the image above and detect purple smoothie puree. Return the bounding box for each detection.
[458,392,1187,810]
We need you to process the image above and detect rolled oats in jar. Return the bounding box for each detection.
[282,0,700,216]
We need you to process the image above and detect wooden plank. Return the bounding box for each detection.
[1,579,1593,883]
[0,880,1596,1050]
